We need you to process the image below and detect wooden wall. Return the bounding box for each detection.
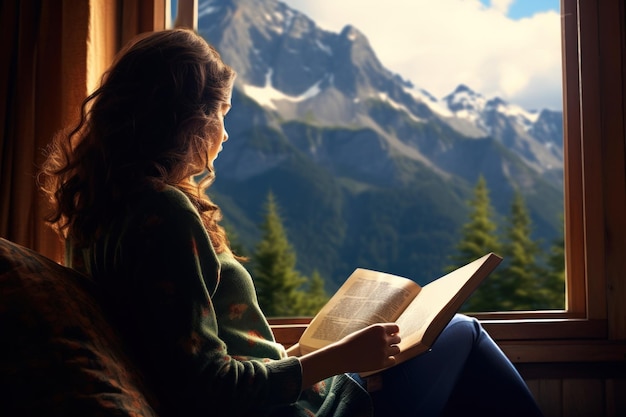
[521,363,626,417]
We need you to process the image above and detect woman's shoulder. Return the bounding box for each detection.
[139,183,193,206]
[217,251,246,274]
[130,183,197,216]
[120,183,204,236]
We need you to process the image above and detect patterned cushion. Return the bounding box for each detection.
[0,238,160,416]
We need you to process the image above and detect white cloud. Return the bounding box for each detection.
[282,0,562,110]
[490,0,515,15]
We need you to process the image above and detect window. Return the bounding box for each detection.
[451,0,626,362]
[171,0,626,361]
[352,0,614,359]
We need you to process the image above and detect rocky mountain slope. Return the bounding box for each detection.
[197,0,564,286]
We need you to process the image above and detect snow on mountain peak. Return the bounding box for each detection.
[436,85,540,131]
[242,69,324,109]
[378,92,424,123]
[198,0,221,18]
[341,25,363,42]
[404,85,453,118]
[444,84,487,114]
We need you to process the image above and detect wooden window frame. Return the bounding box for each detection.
[167,0,198,30]
[271,0,626,365]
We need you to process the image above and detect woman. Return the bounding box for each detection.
[39,28,544,417]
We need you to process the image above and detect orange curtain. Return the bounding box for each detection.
[0,0,165,262]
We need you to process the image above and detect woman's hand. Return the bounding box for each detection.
[298,323,401,389]
[335,323,401,371]
[285,343,301,357]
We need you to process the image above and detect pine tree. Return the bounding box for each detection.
[299,270,330,316]
[449,176,502,267]
[499,191,544,310]
[251,192,307,317]
[222,220,248,258]
[542,215,566,309]
[451,176,502,312]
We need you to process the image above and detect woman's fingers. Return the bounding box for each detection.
[380,323,401,346]
[370,323,402,359]
[388,333,401,345]
[334,323,404,372]
[384,323,400,335]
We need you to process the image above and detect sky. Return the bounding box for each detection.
[282,0,562,111]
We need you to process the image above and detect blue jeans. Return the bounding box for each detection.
[355,314,544,417]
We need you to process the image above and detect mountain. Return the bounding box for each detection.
[198,0,564,288]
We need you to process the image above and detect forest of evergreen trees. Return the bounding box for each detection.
[232,177,565,317]
[447,176,565,312]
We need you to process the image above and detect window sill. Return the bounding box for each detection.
[269,317,625,363]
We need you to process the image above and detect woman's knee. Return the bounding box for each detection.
[446,313,482,338]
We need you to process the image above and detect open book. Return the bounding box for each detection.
[298,253,503,375]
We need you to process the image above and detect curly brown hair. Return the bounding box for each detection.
[39,29,237,255]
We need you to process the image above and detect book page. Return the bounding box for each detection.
[396,253,502,349]
[359,253,502,376]
[395,281,456,350]
[299,268,421,353]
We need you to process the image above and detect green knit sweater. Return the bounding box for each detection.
[68,184,371,417]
